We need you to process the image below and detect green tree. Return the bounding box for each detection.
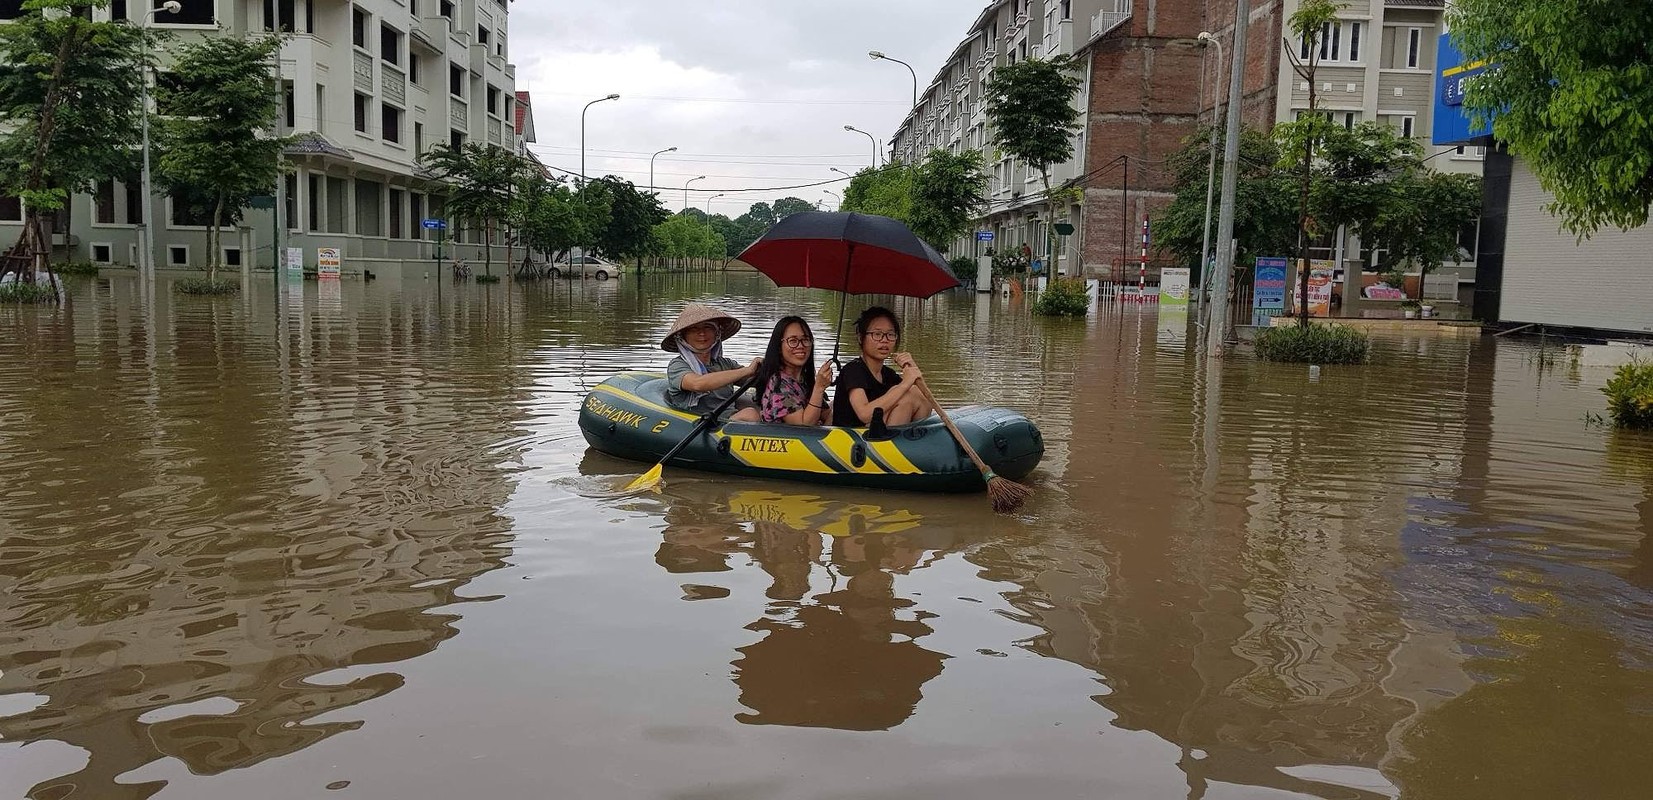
[515,176,586,263]
[419,142,536,277]
[983,54,1083,262]
[588,176,667,262]
[0,0,148,280]
[743,201,776,228]
[841,163,915,223]
[154,33,288,285]
[1276,0,1344,323]
[1154,126,1296,275]
[909,149,988,254]
[1451,0,1652,233]
[1366,169,1483,302]
[771,196,815,219]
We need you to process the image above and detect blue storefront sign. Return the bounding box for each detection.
[1432,33,1496,146]
[1253,257,1288,327]
[422,218,447,230]
[975,230,994,242]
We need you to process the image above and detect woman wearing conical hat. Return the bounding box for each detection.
[662,303,762,421]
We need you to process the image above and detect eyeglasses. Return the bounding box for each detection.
[783,336,813,349]
[864,330,898,342]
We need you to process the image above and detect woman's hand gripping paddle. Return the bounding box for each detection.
[619,375,758,494]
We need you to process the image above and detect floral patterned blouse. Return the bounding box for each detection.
[761,373,810,423]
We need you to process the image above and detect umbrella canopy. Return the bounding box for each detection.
[737,212,960,299]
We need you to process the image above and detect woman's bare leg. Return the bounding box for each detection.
[730,407,761,423]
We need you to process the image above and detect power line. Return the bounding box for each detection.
[530,91,907,107]
[540,160,851,194]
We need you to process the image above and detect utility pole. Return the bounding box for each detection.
[1205,0,1250,358]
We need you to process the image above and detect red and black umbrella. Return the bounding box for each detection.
[737,211,959,362]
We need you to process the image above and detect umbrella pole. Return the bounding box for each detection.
[828,243,855,367]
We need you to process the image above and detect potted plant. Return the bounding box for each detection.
[1400,300,1420,319]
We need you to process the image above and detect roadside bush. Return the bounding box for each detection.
[1602,360,1653,430]
[174,276,240,295]
[1254,323,1369,364]
[1034,277,1090,317]
[55,261,101,276]
[947,256,976,279]
[0,281,57,304]
[474,274,501,284]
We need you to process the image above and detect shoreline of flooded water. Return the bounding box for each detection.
[2,272,1650,799]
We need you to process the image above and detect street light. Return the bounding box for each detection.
[703,193,725,268]
[580,93,620,184]
[869,50,918,108]
[649,146,676,196]
[844,125,878,168]
[823,189,841,210]
[139,0,182,280]
[682,175,705,211]
[829,167,853,178]
[1195,31,1226,326]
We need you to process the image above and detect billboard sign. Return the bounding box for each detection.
[1433,33,1496,146]
[1253,257,1288,327]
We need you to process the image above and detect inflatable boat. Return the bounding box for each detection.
[579,372,1043,493]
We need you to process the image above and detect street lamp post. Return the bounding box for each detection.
[829,167,852,179]
[823,189,840,210]
[580,93,620,184]
[649,146,676,196]
[868,50,918,108]
[139,1,182,281]
[1195,31,1226,328]
[1206,0,1251,358]
[844,125,878,168]
[682,175,705,211]
[703,193,724,271]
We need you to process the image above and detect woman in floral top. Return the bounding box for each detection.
[753,316,834,425]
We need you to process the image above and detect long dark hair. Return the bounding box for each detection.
[754,316,817,408]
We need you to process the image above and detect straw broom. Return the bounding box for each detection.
[914,380,1033,513]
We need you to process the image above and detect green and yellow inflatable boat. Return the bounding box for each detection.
[580,372,1043,493]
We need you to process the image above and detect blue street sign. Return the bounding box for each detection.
[422,218,447,230]
[975,230,994,242]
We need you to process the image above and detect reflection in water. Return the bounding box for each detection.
[2,273,1651,799]
[0,277,526,799]
[651,484,953,731]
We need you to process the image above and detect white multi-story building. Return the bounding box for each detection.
[0,0,531,278]
[887,0,1103,270]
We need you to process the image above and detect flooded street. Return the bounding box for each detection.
[2,271,1651,800]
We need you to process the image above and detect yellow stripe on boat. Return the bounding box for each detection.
[819,429,884,474]
[720,432,839,474]
[867,440,922,475]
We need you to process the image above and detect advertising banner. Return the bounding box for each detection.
[317,247,342,280]
[284,247,304,278]
[1159,267,1191,307]
[1291,260,1336,318]
[1253,257,1287,327]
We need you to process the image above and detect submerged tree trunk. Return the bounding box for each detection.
[18,21,89,288]
[208,194,226,282]
[484,218,494,277]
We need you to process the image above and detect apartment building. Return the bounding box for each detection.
[0,0,530,278]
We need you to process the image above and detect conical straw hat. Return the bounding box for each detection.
[661,303,742,352]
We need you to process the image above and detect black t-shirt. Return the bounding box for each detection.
[831,358,902,427]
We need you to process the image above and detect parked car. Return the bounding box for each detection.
[549,255,623,280]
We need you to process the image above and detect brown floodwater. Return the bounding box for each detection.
[1,271,1650,800]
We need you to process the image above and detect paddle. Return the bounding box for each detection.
[912,379,1032,514]
[620,375,758,493]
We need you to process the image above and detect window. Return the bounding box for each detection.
[1457,219,1480,261]
[1407,28,1422,69]
[1349,22,1362,62]
[316,84,326,128]
[308,174,322,231]
[111,1,128,21]
[354,93,370,133]
[478,26,490,46]
[95,180,116,224]
[496,32,504,57]
[450,129,465,150]
[1301,21,1364,63]
[92,244,112,264]
[449,63,464,97]
[285,174,299,230]
[414,122,425,153]
[326,177,348,233]
[440,1,453,19]
[223,248,242,267]
[389,188,405,238]
[486,85,500,116]
[159,0,214,25]
[411,193,425,238]
[355,179,383,237]
[283,80,295,128]
[382,103,402,143]
[169,191,219,227]
[1401,116,1415,139]
[409,52,423,85]
[124,183,143,224]
[1342,111,1359,129]
[352,7,368,49]
[169,246,188,266]
[380,24,402,66]
[263,0,296,32]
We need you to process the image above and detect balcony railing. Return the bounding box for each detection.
[1090,1,1132,40]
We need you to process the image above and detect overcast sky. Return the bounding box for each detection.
[511,1,985,219]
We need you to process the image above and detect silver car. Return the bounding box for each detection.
[550,255,623,280]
